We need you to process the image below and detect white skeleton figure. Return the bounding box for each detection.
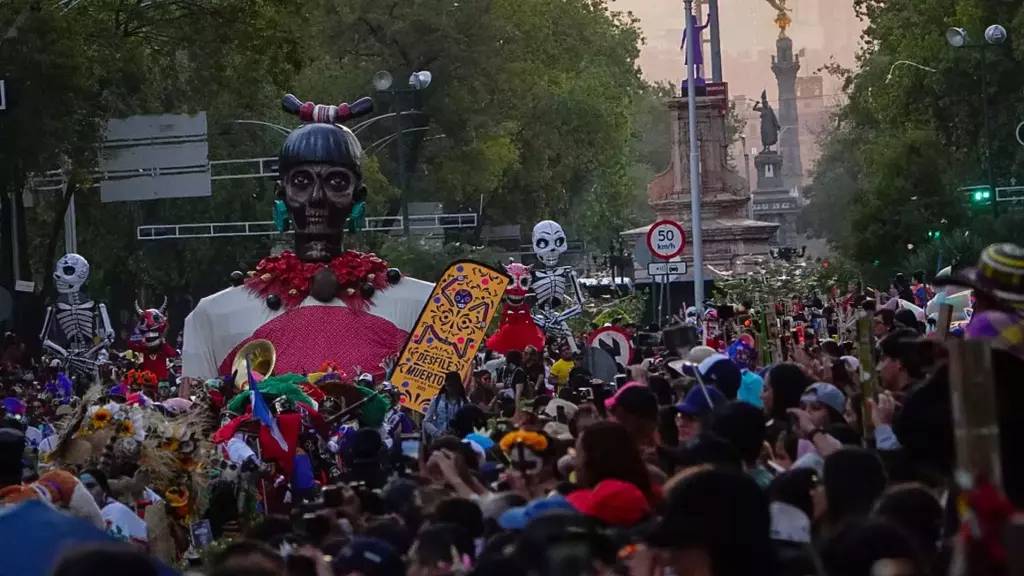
[39,253,114,376]
[530,220,585,352]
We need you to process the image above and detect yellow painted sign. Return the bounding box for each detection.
[393,260,508,413]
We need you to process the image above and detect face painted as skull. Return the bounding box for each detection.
[454,289,473,309]
[532,220,567,267]
[54,253,90,294]
[284,163,358,262]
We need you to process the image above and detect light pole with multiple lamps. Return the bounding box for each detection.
[373,69,433,236]
[947,24,1007,217]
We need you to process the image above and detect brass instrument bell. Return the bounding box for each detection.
[230,339,276,390]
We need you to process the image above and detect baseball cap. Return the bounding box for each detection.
[332,537,405,576]
[498,494,575,530]
[604,383,658,420]
[800,382,846,415]
[676,385,725,417]
[682,353,742,399]
[566,479,652,527]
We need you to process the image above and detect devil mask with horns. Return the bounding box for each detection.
[135,298,169,349]
[485,263,545,354]
[129,297,177,385]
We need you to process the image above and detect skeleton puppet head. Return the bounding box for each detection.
[54,253,90,294]
[532,220,567,267]
[278,124,367,262]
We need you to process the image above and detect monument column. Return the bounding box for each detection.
[771,35,803,187]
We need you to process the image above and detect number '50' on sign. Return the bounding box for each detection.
[645,219,686,260]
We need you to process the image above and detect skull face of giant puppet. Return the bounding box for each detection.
[54,253,90,294]
[532,220,567,267]
[278,124,367,262]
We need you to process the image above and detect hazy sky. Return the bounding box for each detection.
[612,0,863,102]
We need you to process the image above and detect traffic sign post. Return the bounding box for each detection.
[646,220,687,328]
[646,219,687,260]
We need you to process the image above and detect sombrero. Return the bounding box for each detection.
[934,243,1024,309]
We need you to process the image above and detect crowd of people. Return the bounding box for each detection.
[0,242,1021,576]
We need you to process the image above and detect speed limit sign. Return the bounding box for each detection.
[646,219,686,260]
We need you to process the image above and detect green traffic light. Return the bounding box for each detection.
[974,191,984,201]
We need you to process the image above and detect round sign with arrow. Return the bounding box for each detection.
[587,326,634,372]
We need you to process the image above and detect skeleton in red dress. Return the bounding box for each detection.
[486,263,545,354]
[129,298,178,384]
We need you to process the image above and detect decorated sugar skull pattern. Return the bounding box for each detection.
[453,289,473,309]
[54,253,90,294]
[391,261,509,413]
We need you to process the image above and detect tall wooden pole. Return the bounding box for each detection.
[856,312,877,444]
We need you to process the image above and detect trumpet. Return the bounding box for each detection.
[230,339,276,389]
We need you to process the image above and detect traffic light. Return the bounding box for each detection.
[927,230,941,240]
[962,185,994,205]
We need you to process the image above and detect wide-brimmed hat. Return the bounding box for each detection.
[934,243,1024,309]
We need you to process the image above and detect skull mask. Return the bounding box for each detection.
[532,220,567,267]
[54,253,90,294]
[278,124,367,262]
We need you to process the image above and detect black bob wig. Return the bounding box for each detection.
[278,123,364,176]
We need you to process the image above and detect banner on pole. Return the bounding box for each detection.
[392,261,508,413]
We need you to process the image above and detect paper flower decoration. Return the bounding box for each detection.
[499,430,548,454]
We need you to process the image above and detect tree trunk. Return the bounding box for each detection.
[0,191,11,287]
[40,183,76,300]
[13,180,30,284]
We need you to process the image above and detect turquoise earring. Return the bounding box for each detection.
[348,200,367,233]
[273,199,291,232]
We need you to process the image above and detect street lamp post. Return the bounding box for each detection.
[374,70,433,237]
[684,0,705,316]
[947,25,1007,217]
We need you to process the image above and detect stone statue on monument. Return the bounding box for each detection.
[753,90,781,152]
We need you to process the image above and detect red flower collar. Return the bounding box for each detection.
[245,250,390,310]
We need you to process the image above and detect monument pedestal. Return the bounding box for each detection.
[751,150,801,246]
[623,85,778,308]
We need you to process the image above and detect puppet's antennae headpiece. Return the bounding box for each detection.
[281,94,374,125]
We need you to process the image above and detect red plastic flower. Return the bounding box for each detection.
[244,250,390,311]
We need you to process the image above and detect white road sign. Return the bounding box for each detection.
[647,261,688,276]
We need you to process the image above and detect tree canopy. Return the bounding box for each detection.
[1,0,669,335]
[804,0,1024,284]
